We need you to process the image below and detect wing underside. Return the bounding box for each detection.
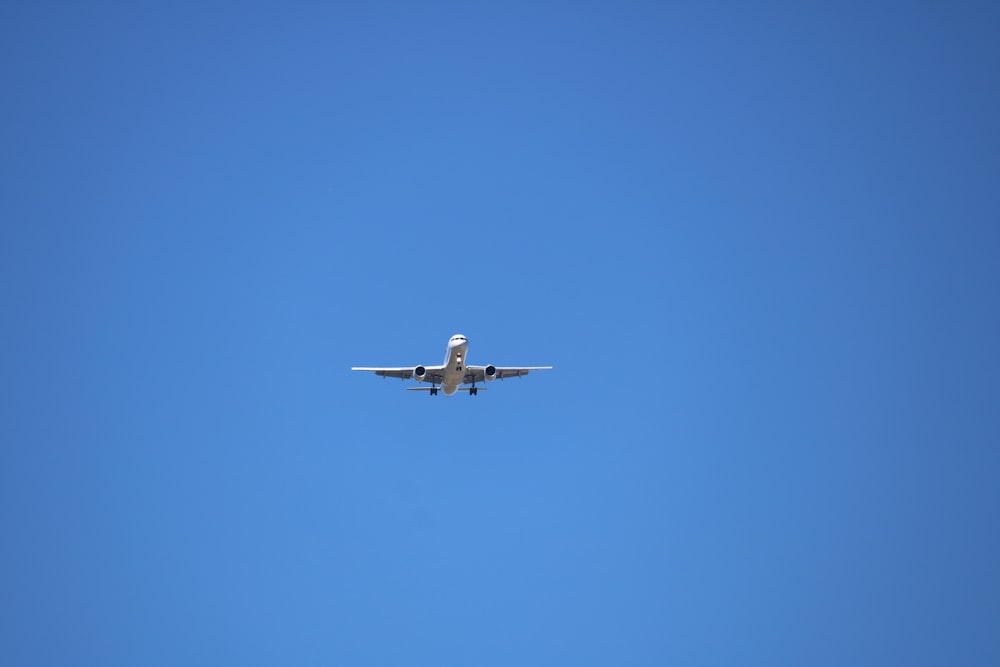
[463,366,553,384]
[351,366,446,384]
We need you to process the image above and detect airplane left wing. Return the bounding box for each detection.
[350,367,414,379]
[351,366,447,384]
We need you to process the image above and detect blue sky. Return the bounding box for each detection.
[2,2,999,665]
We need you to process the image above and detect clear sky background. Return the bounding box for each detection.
[2,2,999,665]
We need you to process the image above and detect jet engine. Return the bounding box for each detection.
[413,366,427,382]
[484,365,498,381]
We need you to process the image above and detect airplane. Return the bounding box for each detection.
[351,334,552,396]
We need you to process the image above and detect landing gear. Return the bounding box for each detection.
[430,385,438,396]
[470,385,478,396]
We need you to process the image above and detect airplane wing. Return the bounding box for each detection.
[351,366,447,384]
[464,366,553,383]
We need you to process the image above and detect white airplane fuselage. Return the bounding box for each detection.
[438,337,469,396]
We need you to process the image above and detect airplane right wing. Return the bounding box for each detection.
[464,366,553,383]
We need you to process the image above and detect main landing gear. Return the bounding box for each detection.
[426,385,477,396]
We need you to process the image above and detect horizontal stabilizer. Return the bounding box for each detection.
[405,387,488,391]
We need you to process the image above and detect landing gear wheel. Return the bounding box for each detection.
[430,387,438,396]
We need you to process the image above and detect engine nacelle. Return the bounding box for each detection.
[413,366,427,382]
[484,365,498,381]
